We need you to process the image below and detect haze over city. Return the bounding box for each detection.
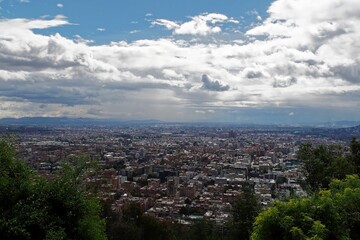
[0,0,359,124]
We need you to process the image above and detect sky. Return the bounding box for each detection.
[0,0,359,124]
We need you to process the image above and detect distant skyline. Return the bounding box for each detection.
[0,0,359,124]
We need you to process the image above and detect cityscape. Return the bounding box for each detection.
[3,122,359,225]
[1,0,360,239]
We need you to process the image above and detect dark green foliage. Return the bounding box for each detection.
[350,137,360,175]
[106,202,176,240]
[105,202,226,240]
[227,183,261,240]
[298,143,355,191]
[179,205,204,216]
[0,139,106,240]
[185,220,220,240]
[276,176,288,186]
[251,175,360,240]
[61,153,101,192]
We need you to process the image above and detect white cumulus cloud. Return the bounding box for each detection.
[0,0,359,123]
[152,13,238,36]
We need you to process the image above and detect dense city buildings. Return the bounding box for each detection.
[1,123,358,225]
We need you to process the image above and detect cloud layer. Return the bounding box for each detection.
[152,13,238,36]
[0,0,360,123]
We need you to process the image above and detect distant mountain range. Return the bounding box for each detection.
[311,121,360,128]
[0,117,359,129]
[0,117,359,141]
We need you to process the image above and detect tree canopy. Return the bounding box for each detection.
[251,175,360,240]
[227,183,261,240]
[297,139,360,191]
[0,139,106,240]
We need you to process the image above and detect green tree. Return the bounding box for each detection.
[106,202,176,240]
[251,175,360,240]
[349,137,360,175]
[185,219,220,240]
[298,143,354,191]
[227,183,261,240]
[0,139,107,240]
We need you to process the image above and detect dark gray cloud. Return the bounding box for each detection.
[244,69,264,79]
[201,74,230,91]
[332,60,360,83]
[0,79,98,105]
[273,77,297,88]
